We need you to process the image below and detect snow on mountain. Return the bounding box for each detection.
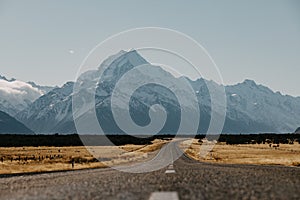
[17,50,300,134]
[27,81,55,94]
[225,79,300,132]
[17,82,74,133]
[0,75,55,116]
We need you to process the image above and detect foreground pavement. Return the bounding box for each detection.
[0,142,299,200]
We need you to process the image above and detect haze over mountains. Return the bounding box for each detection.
[0,50,299,134]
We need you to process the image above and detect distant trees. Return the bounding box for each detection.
[0,134,170,147]
[0,133,298,147]
[196,133,300,145]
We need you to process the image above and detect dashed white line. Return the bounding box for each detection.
[149,192,179,200]
[165,169,176,174]
[165,163,176,173]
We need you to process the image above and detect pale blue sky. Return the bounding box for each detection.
[0,0,299,96]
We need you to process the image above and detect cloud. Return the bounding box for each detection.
[0,79,43,108]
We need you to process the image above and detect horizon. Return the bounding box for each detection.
[1,49,299,98]
[0,1,300,96]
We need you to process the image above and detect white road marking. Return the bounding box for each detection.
[149,192,179,200]
[165,169,176,174]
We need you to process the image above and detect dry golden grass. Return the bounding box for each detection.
[0,140,167,174]
[138,139,168,153]
[181,139,300,167]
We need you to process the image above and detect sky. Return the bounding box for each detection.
[0,0,300,96]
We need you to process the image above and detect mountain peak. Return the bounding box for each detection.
[63,81,74,87]
[100,50,149,81]
[116,49,148,66]
[0,75,7,81]
[0,75,16,82]
[98,49,147,70]
[243,79,257,86]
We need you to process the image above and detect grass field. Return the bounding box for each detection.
[182,139,300,167]
[0,139,167,174]
[1,137,299,175]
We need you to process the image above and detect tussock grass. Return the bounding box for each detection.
[0,140,167,174]
[181,139,300,167]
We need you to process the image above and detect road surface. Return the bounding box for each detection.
[0,142,299,200]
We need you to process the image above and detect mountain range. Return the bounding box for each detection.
[0,50,299,134]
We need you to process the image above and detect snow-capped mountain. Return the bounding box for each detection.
[17,82,74,133]
[17,50,300,134]
[0,75,55,116]
[225,80,300,132]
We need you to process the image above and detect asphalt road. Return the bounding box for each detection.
[0,142,299,200]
